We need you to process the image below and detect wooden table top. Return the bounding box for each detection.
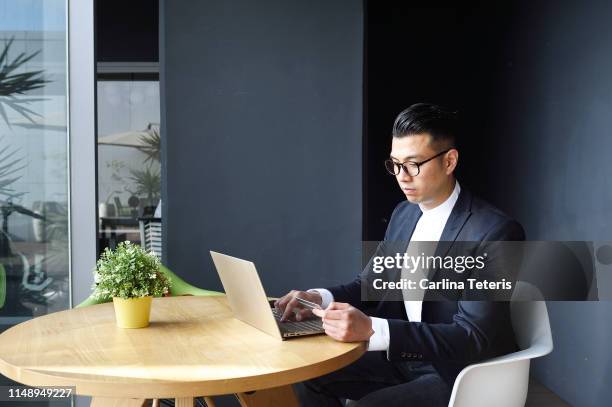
[0,296,365,399]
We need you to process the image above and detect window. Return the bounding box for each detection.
[96,73,161,255]
[0,1,71,404]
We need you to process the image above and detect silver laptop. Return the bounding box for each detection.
[210,251,325,340]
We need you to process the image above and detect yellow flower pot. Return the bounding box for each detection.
[112,296,153,328]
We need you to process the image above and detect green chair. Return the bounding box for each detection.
[75,264,222,308]
[0,264,6,310]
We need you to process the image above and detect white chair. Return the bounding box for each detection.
[139,217,162,259]
[448,282,553,407]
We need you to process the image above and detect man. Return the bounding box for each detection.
[276,103,524,407]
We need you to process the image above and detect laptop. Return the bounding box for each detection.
[210,251,325,340]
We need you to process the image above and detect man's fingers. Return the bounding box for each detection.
[275,290,298,311]
[322,323,342,339]
[274,293,290,310]
[278,294,350,323]
[295,308,312,321]
[281,296,300,321]
[321,318,348,330]
[313,307,350,320]
[327,301,350,310]
[318,309,348,320]
[322,323,350,342]
[315,303,353,320]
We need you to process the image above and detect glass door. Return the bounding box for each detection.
[0,0,71,405]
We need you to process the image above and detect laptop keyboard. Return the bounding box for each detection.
[271,307,324,334]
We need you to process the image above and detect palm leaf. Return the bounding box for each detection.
[0,37,50,126]
[1,97,42,123]
[128,165,161,206]
[0,137,25,199]
[136,124,161,164]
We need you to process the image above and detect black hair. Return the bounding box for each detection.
[392,103,458,149]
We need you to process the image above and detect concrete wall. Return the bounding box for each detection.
[161,0,363,298]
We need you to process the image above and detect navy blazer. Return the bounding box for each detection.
[327,187,525,385]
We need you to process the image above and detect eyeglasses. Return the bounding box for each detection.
[384,149,451,177]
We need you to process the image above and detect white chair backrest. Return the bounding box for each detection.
[510,281,553,352]
[139,218,162,260]
[447,282,554,407]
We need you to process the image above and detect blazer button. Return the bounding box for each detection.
[401,352,407,358]
[418,354,423,359]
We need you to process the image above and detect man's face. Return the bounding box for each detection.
[389,134,457,208]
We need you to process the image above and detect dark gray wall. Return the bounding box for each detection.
[365,2,612,406]
[162,1,611,406]
[161,1,363,299]
[483,2,612,406]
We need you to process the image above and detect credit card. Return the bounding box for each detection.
[296,296,323,310]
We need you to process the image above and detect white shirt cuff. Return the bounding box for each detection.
[307,288,334,308]
[367,317,390,352]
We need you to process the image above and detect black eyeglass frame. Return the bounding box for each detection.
[384,149,451,176]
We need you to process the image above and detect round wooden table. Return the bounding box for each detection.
[0,296,365,406]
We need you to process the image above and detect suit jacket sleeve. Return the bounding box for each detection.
[326,201,408,311]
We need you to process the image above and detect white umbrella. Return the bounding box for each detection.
[97,130,151,147]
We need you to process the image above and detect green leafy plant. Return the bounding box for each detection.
[92,241,170,300]
[0,137,25,199]
[128,165,160,207]
[0,37,50,125]
[137,124,160,164]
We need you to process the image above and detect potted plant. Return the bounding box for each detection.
[92,241,171,328]
[127,165,160,208]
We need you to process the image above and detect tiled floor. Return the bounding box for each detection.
[526,379,573,407]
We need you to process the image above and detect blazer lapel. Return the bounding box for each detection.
[422,189,473,303]
[426,188,473,285]
[379,204,422,303]
[435,188,473,256]
[397,204,422,245]
[381,192,472,303]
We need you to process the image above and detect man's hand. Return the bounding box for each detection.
[274,290,322,322]
[312,302,374,342]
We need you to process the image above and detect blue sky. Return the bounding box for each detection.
[0,0,66,32]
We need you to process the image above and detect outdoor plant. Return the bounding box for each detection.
[127,165,160,207]
[0,37,49,125]
[137,123,161,164]
[0,137,25,199]
[92,241,170,300]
